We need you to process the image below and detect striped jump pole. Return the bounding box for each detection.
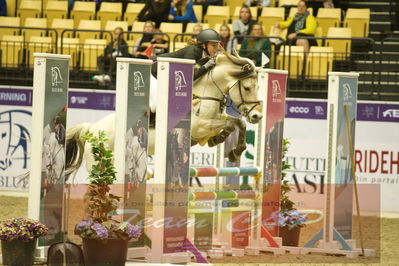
[190,167,261,178]
[189,190,257,202]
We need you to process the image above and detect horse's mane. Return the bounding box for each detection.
[215,50,257,79]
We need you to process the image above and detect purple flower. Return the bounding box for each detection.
[75,220,93,233]
[92,223,108,239]
[125,223,141,239]
[0,218,48,242]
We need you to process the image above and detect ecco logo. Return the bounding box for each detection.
[70,96,88,104]
[289,106,309,114]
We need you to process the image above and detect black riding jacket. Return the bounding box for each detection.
[151,45,211,80]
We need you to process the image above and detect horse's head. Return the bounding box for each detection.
[215,51,262,124]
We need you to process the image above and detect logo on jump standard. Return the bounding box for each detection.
[271,80,282,103]
[133,71,145,96]
[51,67,64,92]
[174,70,187,96]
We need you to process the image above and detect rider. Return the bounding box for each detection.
[151,28,221,80]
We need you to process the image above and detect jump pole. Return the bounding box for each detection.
[114,57,152,258]
[151,57,195,263]
[29,53,70,256]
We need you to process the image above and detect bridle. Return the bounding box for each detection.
[194,69,260,117]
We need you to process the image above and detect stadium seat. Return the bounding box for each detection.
[23,18,47,43]
[97,2,123,30]
[1,35,24,68]
[71,1,96,28]
[193,5,203,23]
[184,23,209,41]
[0,17,21,40]
[225,0,246,18]
[276,45,305,78]
[130,21,146,43]
[104,21,129,42]
[58,37,80,68]
[326,27,351,60]
[306,46,334,79]
[259,8,285,37]
[17,0,42,25]
[124,3,145,26]
[316,8,341,37]
[204,6,229,29]
[160,22,183,43]
[77,20,102,43]
[344,8,370,38]
[44,1,68,28]
[278,0,299,6]
[50,18,74,41]
[231,6,258,21]
[28,36,54,67]
[81,39,107,71]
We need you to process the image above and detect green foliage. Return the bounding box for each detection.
[82,131,120,223]
[280,138,295,211]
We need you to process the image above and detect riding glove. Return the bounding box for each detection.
[203,58,216,70]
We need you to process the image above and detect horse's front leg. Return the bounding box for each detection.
[207,119,236,147]
[226,116,247,162]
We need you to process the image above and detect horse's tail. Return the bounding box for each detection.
[65,122,91,178]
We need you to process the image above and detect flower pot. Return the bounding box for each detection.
[83,238,128,266]
[279,226,301,246]
[1,239,37,266]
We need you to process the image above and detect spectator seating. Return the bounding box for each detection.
[344,8,370,38]
[28,36,53,66]
[326,27,352,59]
[58,37,80,68]
[44,1,68,28]
[97,2,123,30]
[1,35,24,68]
[307,46,334,79]
[82,39,107,71]
[77,20,101,43]
[51,18,74,40]
[173,42,187,52]
[70,1,96,28]
[23,18,47,43]
[204,6,229,28]
[124,3,145,26]
[231,6,258,21]
[278,0,299,7]
[276,45,305,78]
[17,0,42,25]
[0,17,20,40]
[225,0,246,18]
[259,7,285,37]
[160,22,183,43]
[130,21,146,43]
[317,8,341,37]
[193,5,203,23]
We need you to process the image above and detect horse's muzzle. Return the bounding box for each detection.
[248,110,262,124]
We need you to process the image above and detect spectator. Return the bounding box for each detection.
[0,0,6,16]
[219,24,237,54]
[152,29,220,80]
[306,0,334,16]
[188,23,202,43]
[232,5,257,44]
[93,27,129,85]
[168,0,197,32]
[194,0,223,17]
[149,29,169,57]
[133,21,156,59]
[239,23,270,67]
[274,0,317,52]
[246,0,271,17]
[137,0,172,28]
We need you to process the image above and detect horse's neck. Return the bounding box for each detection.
[193,66,234,98]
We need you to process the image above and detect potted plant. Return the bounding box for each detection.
[278,139,308,246]
[75,131,141,265]
[0,218,48,265]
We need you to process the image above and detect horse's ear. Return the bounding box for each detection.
[256,67,262,72]
[242,63,253,73]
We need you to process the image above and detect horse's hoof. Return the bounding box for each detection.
[207,138,217,147]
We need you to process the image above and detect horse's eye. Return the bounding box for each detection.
[244,87,250,91]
